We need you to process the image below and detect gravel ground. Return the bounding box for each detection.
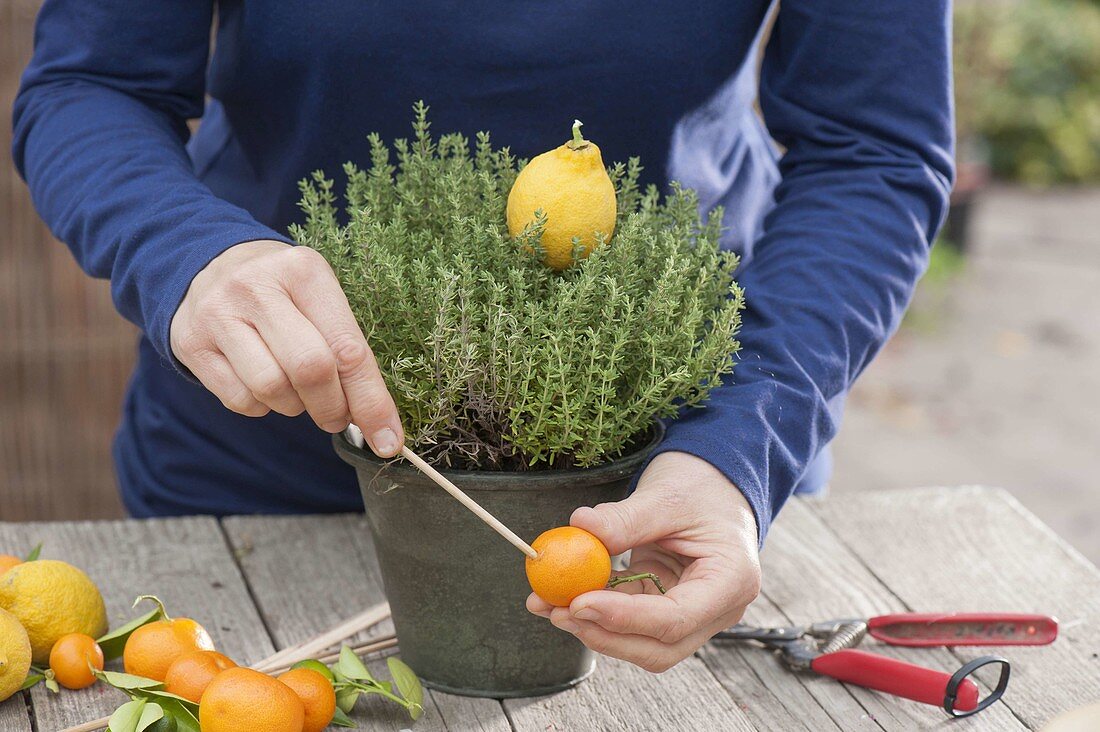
[831,185,1100,565]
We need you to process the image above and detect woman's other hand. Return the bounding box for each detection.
[527,451,761,672]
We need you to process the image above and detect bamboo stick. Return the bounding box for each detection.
[252,602,390,672]
[400,445,538,559]
[261,635,398,677]
[347,427,536,558]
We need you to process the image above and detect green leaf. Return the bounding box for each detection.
[336,687,360,714]
[145,716,179,732]
[95,668,164,691]
[330,706,357,727]
[408,702,425,721]
[145,698,199,732]
[24,543,42,562]
[97,607,164,661]
[135,702,165,732]
[134,688,201,714]
[45,676,59,694]
[386,657,423,710]
[109,699,147,732]
[336,645,373,681]
[21,672,44,691]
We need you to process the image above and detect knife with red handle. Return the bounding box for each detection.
[868,612,1058,647]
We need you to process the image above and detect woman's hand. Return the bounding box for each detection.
[526,451,761,673]
[169,239,403,456]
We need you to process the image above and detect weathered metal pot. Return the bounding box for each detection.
[333,424,664,698]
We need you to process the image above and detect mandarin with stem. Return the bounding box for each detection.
[122,596,214,681]
[525,526,612,607]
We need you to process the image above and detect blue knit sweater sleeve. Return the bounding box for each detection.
[11,0,292,368]
[647,1,955,541]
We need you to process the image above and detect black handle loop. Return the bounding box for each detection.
[943,655,1011,717]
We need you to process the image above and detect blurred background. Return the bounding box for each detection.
[3,0,1099,562]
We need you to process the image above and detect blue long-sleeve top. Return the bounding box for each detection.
[13,1,953,540]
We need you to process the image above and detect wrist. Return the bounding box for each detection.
[199,238,291,280]
[640,451,759,546]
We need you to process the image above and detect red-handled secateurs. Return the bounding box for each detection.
[714,612,1058,717]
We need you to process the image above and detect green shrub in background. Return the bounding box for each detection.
[954,0,1100,185]
[292,105,744,470]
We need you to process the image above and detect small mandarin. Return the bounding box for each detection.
[123,614,214,682]
[525,526,612,607]
[163,649,237,703]
[200,667,305,732]
[0,556,21,576]
[49,633,104,690]
[278,667,338,732]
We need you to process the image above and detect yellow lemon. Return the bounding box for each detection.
[0,560,108,664]
[0,607,32,703]
[507,120,617,270]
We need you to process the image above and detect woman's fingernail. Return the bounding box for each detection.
[554,618,580,635]
[371,427,399,456]
[573,608,600,622]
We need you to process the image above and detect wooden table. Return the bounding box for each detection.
[2,486,1096,731]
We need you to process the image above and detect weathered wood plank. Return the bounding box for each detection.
[0,693,33,732]
[2,488,1077,731]
[339,656,512,732]
[743,498,1027,731]
[427,692,513,732]
[0,517,275,730]
[221,514,393,646]
[222,514,511,732]
[813,486,1100,729]
[502,652,754,732]
[699,592,857,732]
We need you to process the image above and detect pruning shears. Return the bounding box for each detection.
[714,612,1058,717]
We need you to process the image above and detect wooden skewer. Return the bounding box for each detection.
[400,445,538,559]
[262,634,399,677]
[60,603,393,732]
[60,716,113,732]
[349,426,536,558]
[252,602,390,672]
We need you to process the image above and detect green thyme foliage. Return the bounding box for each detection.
[291,103,744,470]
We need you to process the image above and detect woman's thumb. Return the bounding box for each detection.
[570,492,668,555]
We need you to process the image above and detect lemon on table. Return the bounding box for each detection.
[506,119,617,270]
[0,560,108,664]
[0,607,32,703]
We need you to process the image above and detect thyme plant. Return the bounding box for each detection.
[291,104,744,470]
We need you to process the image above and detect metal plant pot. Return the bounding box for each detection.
[333,424,664,698]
